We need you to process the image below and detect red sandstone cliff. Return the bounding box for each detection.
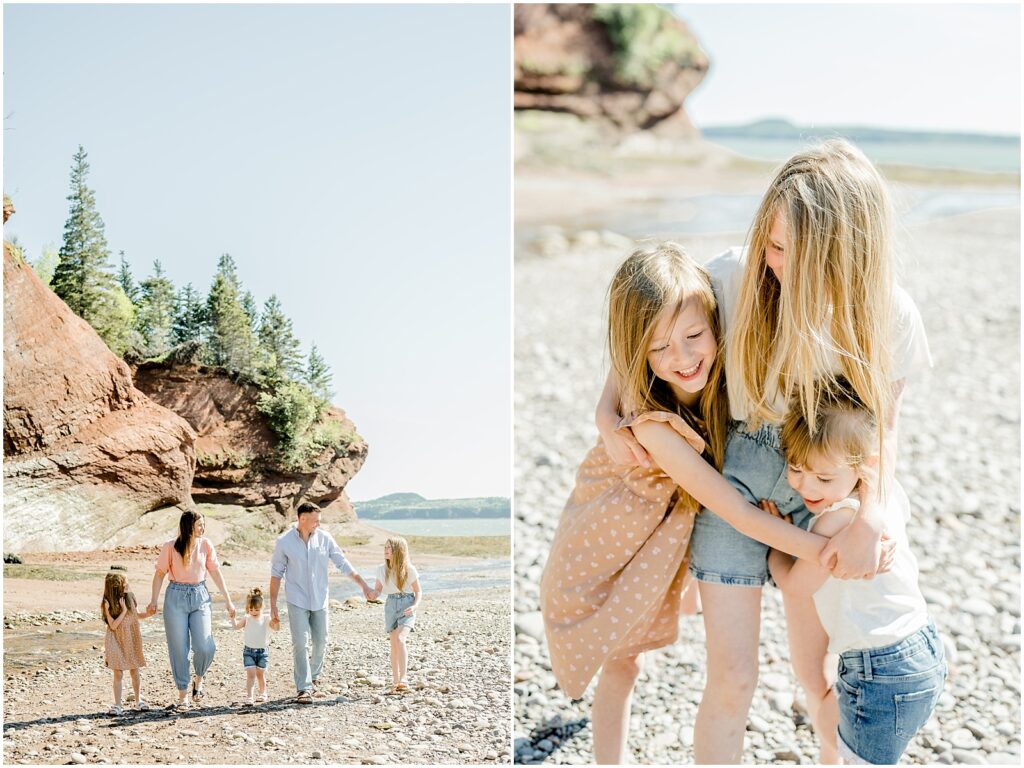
[3,243,197,551]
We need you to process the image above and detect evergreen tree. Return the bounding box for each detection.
[258,295,303,382]
[241,290,259,334]
[118,251,139,304]
[51,146,131,352]
[205,253,256,373]
[31,244,60,287]
[305,343,334,401]
[172,283,207,345]
[136,259,176,357]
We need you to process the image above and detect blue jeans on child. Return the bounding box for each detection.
[689,421,813,586]
[163,581,216,692]
[287,603,327,693]
[835,622,947,764]
[243,646,268,670]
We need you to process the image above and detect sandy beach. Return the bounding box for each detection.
[512,146,1020,764]
[3,516,512,765]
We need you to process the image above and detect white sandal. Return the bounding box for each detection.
[107,705,122,716]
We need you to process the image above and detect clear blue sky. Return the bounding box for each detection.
[3,3,511,502]
[675,2,1020,135]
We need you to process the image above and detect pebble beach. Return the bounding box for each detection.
[3,543,512,765]
[513,202,1021,764]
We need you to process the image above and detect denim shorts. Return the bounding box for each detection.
[242,645,268,670]
[385,593,416,634]
[835,622,947,764]
[689,421,813,586]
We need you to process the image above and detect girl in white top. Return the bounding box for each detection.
[765,381,944,764]
[369,536,421,693]
[230,587,277,705]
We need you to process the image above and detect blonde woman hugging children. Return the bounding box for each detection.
[541,140,936,764]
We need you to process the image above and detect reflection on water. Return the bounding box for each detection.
[330,558,510,601]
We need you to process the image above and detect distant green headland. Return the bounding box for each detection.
[703,118,1019,146]
[355,493,511,520]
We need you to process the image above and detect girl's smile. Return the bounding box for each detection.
[647,297,717,407]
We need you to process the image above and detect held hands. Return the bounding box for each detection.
[270,606,280,631]
[226,602,236,620]
[361,584,375,601]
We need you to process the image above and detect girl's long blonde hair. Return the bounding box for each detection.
[607,242,729,471]
[385,537,412,593]
[727,139,894,463]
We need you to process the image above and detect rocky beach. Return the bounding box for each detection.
[2,518,512,765]
[513,165,1021,764]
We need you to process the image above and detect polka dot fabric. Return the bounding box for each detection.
[539,410,705,699]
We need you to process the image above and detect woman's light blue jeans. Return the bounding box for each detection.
[163,581,216,692]
[287,603,328,693]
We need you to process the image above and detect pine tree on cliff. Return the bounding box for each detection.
[136,260,176,357]
[305,343,334,401]
[241,290,260,335]
[118,252,139,304]
[172,283,207,345]
[51,146,134,355]
[204,253,257,373]
[258,295,303,382]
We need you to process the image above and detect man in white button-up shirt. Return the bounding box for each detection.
[269,502,373,702]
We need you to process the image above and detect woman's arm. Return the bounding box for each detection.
[596,371,650,467]
[818,381,904,578]
[148,569,166,613]
[632,420,828,560]
[207,566,236,618]
[404,580,421,616]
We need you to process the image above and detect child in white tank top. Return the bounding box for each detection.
[230,587,277,705]
[765,381,946,764]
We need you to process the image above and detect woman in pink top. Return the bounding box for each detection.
[148,510,236,711]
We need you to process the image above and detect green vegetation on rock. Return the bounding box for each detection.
[593,4,701,88]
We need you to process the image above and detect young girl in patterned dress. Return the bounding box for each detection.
[102,566,156,715]
[540,244,833,763]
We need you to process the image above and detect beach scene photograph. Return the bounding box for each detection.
[3,3,511,765]
[514,3,1019,765]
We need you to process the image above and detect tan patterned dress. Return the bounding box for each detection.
[104,596,146,671]
[539,410,704,699]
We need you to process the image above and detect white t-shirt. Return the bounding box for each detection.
[375,563,420,595]
[705,247,933,422]
[243,614,271,649]
[809,487,930,654]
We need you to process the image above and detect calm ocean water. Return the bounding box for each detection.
[330,558,510,598]
[369,517,511,537]
[711,135,1020,175]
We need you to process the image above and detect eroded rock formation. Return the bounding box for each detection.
[514,4,708,136]
[133,360,367,521]
[3,242,196,551]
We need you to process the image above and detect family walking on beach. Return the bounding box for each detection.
[539,139,947,765]
[101,502,422,713]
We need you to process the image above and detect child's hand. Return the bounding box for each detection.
[119,596,127,610]
[600,425,650,468]
[877,530,896,574]
[758,499,792,524]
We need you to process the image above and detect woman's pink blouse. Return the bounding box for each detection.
[156,538,220,583]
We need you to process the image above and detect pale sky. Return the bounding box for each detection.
[675,2,1021,135]
[3,3,511,502]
